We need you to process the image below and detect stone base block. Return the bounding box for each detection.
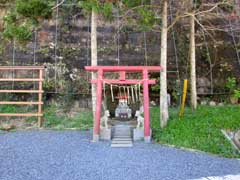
[133,128,144,141]
[92,134,99,142]
[133,128,152,142]
[145,129,152,143]
[144,136,151,143]
[100,128,111,140]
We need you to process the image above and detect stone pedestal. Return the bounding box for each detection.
[100,128,111,140]
[144,136,151,143]
[133,128,152,142]
[133,128,144,141]
[92,134,99,142]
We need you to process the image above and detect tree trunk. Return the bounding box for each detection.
[190,14,197,109]
[91,9,97,119]
[235,0,240,18]
[160,0,169,128]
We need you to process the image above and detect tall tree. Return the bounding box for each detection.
[119,0,170,128]
[160,0,169,128]
[187,0,231,110]
[79,1,114,141]
[189,8,197,109]
[91,9,97,120]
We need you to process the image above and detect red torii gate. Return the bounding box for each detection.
[85,66,161,142]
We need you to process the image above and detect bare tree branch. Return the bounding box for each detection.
[52,0,65,10]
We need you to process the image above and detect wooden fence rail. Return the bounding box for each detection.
[0,66,44,127]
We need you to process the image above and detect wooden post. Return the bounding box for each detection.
[38,69,43,127]
[179,79,188,119]
[0,66,44,124]
[93,69,103,142]
[143,69,151,143]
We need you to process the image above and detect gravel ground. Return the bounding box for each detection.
[0,131,239,180]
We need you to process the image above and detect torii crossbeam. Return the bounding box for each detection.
[85,66,161,143]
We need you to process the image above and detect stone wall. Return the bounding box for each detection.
[0,6,239,107]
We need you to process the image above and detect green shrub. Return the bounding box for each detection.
[226,77,237,92]
[16,0,52,20]
[234,90,240,98]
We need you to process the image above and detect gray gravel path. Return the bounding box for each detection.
[0,131,239,180]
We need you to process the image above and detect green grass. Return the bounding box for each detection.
[0,105,17,113]
[40,105,93,130]
[151,105,240,158]
[0,104,93,131]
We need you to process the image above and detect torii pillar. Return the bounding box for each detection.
[85,66,161,143]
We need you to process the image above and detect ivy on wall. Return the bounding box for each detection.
[2,0,53,42]
[3,12,32,41]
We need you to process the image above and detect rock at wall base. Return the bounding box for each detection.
[209,101,217,106]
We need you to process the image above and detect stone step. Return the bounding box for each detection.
[114,133,131,136]
[114,135,131,138]
[111,143,133,148]
[114,131,131,133]
[114,127,131,129]
[114,129,131,132]
[115,129,131,131]
[114,132,131,135]
[112,137,132,141]
[111,140,132,144]
[113,135,131,139]
[111,124,133,148]
[111,141,133,147]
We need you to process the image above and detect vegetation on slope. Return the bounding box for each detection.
[151,105,240,158]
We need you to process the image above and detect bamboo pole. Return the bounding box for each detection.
[0,113,42,117]
[0,90,43,93]
[38,69,43,127]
